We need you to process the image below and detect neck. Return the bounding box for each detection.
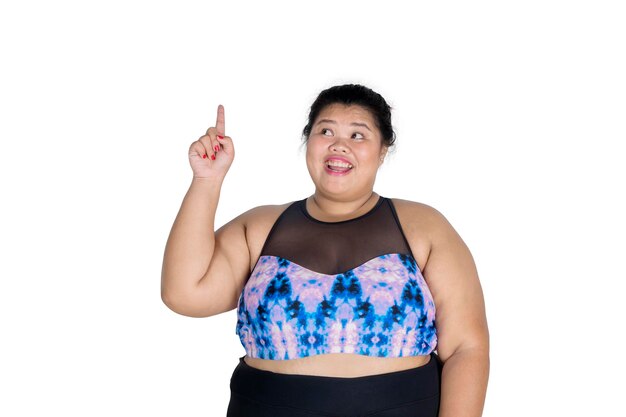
[308,191,379,222]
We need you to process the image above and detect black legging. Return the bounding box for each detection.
[227,352,443,417]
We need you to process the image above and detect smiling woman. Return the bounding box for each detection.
[306,103,387,198]
[161,84,489,417]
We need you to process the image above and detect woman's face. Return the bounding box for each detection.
[305,103,388,199]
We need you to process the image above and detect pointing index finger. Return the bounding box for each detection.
[216,104,225,135]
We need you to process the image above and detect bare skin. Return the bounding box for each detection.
[162,101,490,413]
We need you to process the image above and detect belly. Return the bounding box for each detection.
[243,353,432,377]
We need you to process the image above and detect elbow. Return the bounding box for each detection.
[450,346,490,372]
[161,286,212,318]
[161,289,180,313]
[161,288,184,314]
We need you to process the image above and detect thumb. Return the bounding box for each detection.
[216,134,234,153]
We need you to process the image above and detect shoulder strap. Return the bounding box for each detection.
[386,198,417,259]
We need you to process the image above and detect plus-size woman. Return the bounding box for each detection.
[161,84,489,416]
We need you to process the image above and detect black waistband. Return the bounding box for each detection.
[229,352,443,414]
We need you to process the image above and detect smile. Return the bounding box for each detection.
[324,158,353,175]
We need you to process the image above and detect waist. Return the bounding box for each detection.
[230,351,442,415]
[243,352,433,377]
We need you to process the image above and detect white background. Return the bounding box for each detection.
[1,0,624,415]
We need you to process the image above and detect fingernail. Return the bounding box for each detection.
[210,154,216,160]
[217,135,224,140]
[214,145,220,152]
[202,154,207,159]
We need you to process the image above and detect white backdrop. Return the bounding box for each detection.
[1,0,624,415]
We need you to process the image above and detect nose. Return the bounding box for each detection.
[330,137,349,153]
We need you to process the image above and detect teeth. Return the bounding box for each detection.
[326,160,353,169]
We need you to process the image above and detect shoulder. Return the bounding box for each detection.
[388,198,462,269]
[219,200,296,245]
[239,201,296,225]
[238,201,298,263]
[389,198,451,238]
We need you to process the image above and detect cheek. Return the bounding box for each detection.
[355,148,382,166]
[304,144,320,169]
[305,139,324,159]
[304,140,312,153]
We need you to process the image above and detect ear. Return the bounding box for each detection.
[378,145,388,166]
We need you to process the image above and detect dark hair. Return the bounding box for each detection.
[302,84,396,148]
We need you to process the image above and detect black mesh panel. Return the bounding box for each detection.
[259,196,414,275]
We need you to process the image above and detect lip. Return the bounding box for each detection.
[324,156,353,166]
[323,156,354,176]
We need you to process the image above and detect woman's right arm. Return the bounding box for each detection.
[161,105,250,318]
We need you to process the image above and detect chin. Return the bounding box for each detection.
[316,180,355,195]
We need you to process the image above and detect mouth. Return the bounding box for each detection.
[324,158,353,173]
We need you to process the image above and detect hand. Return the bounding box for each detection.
[188,104,234,179]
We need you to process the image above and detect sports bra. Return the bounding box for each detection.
[235,195,437,360]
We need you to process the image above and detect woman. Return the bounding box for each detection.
[161,84,489,416]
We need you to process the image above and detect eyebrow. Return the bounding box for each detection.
[315,119,372,132]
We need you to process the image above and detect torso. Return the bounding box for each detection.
[241,193,436,377]
[243,351,432,377]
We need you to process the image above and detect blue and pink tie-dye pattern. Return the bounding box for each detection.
[236,253,437,360]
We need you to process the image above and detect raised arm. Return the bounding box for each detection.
[160,105,249,318]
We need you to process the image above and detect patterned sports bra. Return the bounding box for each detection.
[235,195,437,360]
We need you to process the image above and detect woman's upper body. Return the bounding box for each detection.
[161,84,489,378]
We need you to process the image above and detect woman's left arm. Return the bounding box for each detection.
[421,208,490,417]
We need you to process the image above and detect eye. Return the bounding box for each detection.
[352,132,365,140]
[321,128,333,136]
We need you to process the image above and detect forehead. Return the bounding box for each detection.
[315,103,376,124]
